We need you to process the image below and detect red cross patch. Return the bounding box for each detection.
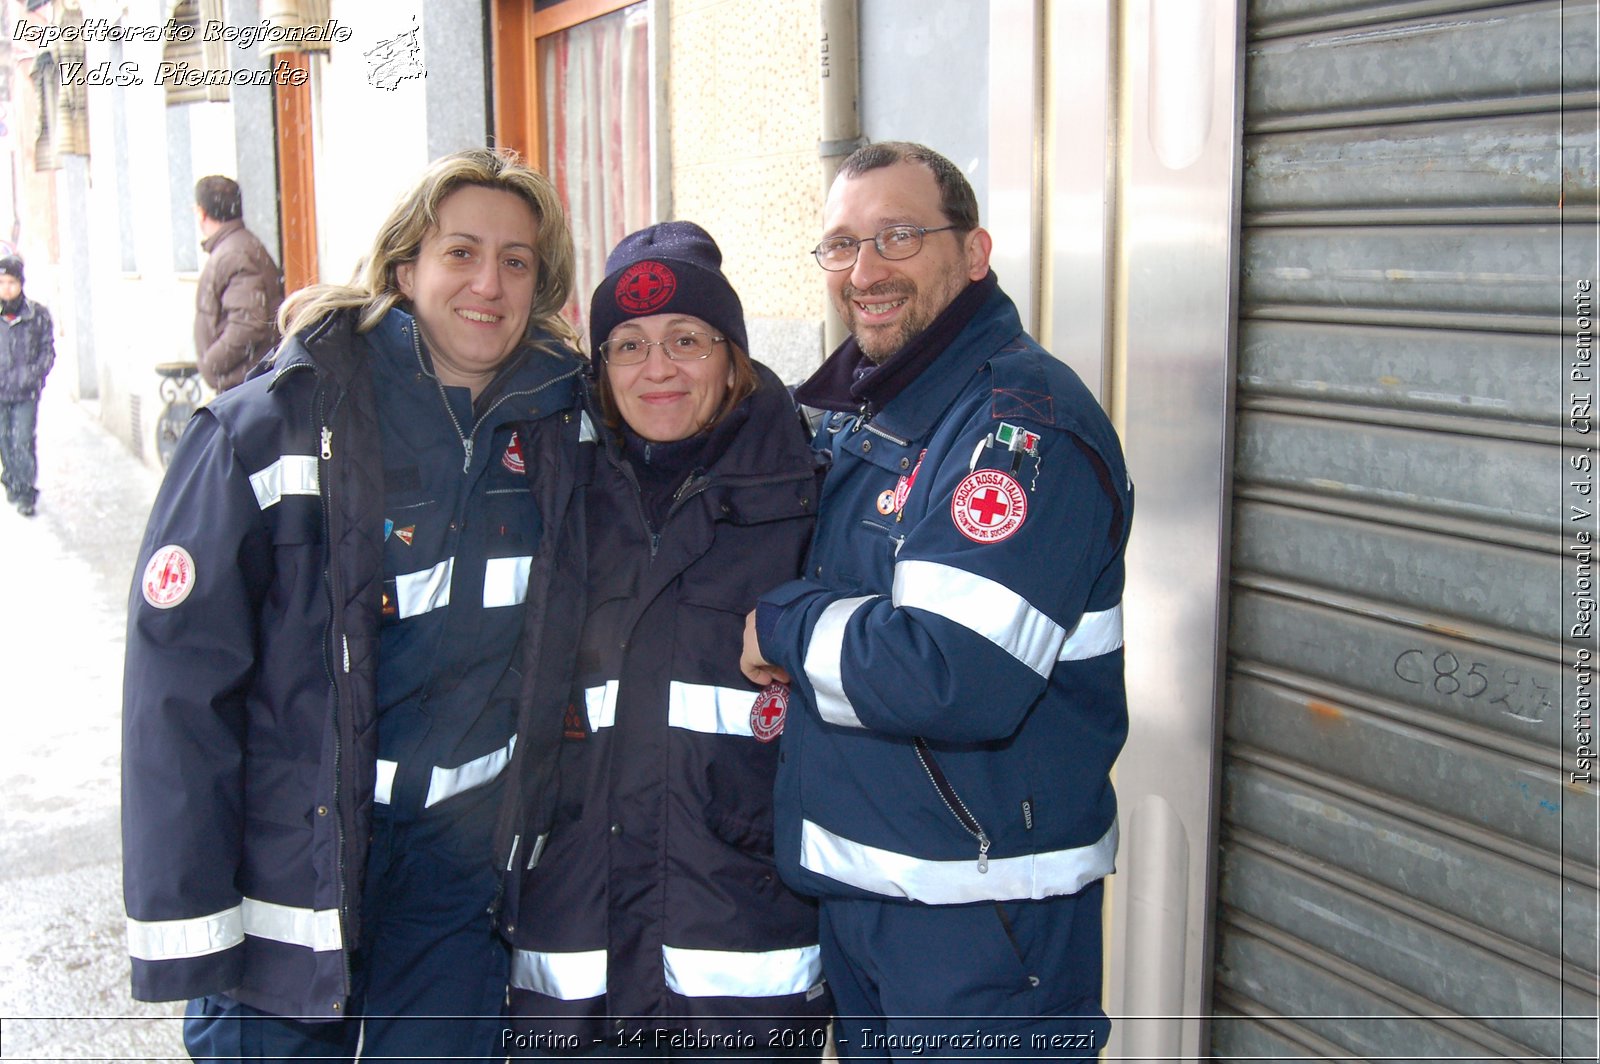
[950,469,1028,543]
[141,544,196,609]
[750,682,789,742]
[502,431,525,474]
[615,260,677,314]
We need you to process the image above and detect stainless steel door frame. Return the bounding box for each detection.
[988,3,1244,1059]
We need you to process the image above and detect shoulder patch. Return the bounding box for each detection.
[141,545,196,609]
[951,469,1028,543]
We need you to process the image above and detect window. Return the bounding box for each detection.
[494,0,657,344]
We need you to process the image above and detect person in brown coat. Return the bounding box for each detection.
[193,175,285,391]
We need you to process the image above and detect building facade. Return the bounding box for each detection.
[6,0,1594,1059]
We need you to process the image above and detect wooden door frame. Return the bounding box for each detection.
[489,0,641,168]
[273,53,318,293]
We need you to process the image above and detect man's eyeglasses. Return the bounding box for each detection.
[811,224,961,272]
[599,330,724,366]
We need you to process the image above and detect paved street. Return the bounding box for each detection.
[0,384,186,1060]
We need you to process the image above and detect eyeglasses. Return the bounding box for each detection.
[811,224,961,272]
[599,330,724,366]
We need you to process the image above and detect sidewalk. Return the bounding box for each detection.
[0,385,185,1060]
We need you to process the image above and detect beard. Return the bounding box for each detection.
[837,282,925,363]
[837,263,971,364]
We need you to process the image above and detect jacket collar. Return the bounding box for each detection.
[268,305,582,397]
[797,275,1026,442]
[267,307,364,391]
[707,361,819,480]
[599,359,817,483]
[200,218,245,254]
[369,305,582,401]
[1,296,37,323]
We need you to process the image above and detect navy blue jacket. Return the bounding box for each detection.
[758,283,1132,905]
[121,308,588,1017]
[507,363,831,1043]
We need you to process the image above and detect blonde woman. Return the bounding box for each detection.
[122,149,590,1063]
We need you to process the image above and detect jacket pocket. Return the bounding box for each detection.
[912,738,993,872]
[703,743,781,856]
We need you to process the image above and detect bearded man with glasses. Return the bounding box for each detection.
[741,141,1132,1059]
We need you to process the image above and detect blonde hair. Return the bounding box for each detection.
[278,148,578,350]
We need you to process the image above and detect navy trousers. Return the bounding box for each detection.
[184,804,509,1063]
[818,883,1110,1061]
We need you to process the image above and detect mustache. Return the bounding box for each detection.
[843,282,913,302]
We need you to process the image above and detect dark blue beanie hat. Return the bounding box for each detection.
[589,221,748,360]
[0,255,24,284]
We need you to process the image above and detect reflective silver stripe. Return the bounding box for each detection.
[241,897,343,952]
[802,595,874,728]
[424,734,517,808]
[249,455,319,510]
[510,948,607,1000]
[127,905,243,961]
[1058,603,1124,661]
[524,831,549,871]
[584,681,619,732]
[483,555,533,608]
[799,819,1118,904]
[374,759,398,805]
[579,411,598,443]
[893,559,1063,676]
[894,560,1124,671]
[666,681,762,737]
[395,557,453,619]
[662,944,823,999]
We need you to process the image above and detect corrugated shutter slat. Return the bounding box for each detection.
[1218,0,1598,1056]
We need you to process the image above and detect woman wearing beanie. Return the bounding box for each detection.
[504,221,832,1058]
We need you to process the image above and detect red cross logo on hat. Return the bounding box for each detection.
[950,469,1028,543]
[616,260,677,313]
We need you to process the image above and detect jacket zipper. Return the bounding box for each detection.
[913,737,992,873]
[657,467,814,557]
[845,400,914,448]
[664,473,710,523]
[314,382,354,1007]
[412,324,581,473]
[862,419,911,447]
[612,452,798,560]
[611,456,661,557]
[646,474,709,557]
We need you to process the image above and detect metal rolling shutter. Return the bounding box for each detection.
[1216,2,1598,1058]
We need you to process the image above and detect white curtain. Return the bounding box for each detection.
[540,2,653,347]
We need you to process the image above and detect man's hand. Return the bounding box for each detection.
[741,609,790,686]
